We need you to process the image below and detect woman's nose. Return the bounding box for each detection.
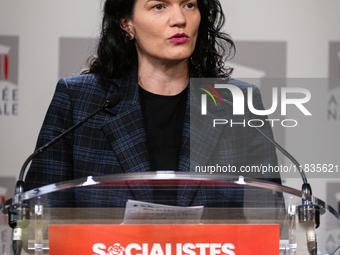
[169,6,186,27]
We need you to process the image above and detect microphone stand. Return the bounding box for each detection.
[221,95,319,255]
[8,93,120,255]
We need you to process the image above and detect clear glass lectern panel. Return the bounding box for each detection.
[1,172,340,255]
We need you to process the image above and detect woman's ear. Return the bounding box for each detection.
[120,18,135,40]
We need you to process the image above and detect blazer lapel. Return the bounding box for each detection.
[177,82,232,206]
[101,70,153,202]
[101,104,151,173]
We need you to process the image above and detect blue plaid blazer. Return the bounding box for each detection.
[25,69,280,208]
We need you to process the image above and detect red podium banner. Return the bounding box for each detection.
[49,224,279,255]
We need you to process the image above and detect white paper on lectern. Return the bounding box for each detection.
[123,200,204,224]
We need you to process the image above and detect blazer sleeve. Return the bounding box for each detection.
[25,79,74,191]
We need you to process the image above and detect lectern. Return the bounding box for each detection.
[1,172,339,255]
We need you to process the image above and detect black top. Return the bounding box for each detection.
[139,85,188,205]
[139,85,188,171]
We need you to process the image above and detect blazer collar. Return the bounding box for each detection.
[104,67,140,115]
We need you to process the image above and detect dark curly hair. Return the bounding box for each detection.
[84,0,235,78]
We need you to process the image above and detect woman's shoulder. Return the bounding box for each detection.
[53,73,120,110]
[58,73,108,90]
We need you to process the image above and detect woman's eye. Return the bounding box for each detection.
[153,4,164,10]
[185,2,196,9]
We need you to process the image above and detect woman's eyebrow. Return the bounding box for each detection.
[146,0,163,2]
[144,0,168,7]
[146,0,168,4]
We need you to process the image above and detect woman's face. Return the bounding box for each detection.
[123,0,201,64]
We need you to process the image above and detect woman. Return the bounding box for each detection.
[25,0,279,207]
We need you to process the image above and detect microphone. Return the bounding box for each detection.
[306,230,317,255]
[9,93,121,255]
[220,93,319,255]
[18,92,121,183]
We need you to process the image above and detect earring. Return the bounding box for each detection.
[127,34,134,40]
